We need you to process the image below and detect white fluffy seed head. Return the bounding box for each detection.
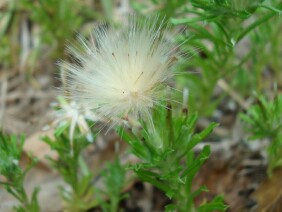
[60,17,178,126]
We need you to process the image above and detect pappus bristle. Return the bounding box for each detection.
[60,16,178,127]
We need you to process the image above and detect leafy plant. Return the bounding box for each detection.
[98,158,128,212]
[0,0,19,69]
[241,92,282,176]
[20,0,95,59]
[42,124,97,211]
[172,0,282,115]
[132,0,188,21]
[0,133,40,212]
[132,0,282,116]
[118,104,227,211]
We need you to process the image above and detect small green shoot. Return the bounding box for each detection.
[0,133,40,212]
[98,158,128,212]
[42,124,97,211]
[241,92,282,176]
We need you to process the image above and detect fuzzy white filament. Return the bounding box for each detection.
[61,17,177,126]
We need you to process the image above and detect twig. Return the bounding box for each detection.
[217,79,250,110]
[0,73,8,128]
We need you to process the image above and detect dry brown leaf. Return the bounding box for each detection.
[252,168,282,212]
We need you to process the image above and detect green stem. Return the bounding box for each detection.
[110,198,119,212]
[8,187,24,203]
[166,103,174,148]
[236,6,281,43]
